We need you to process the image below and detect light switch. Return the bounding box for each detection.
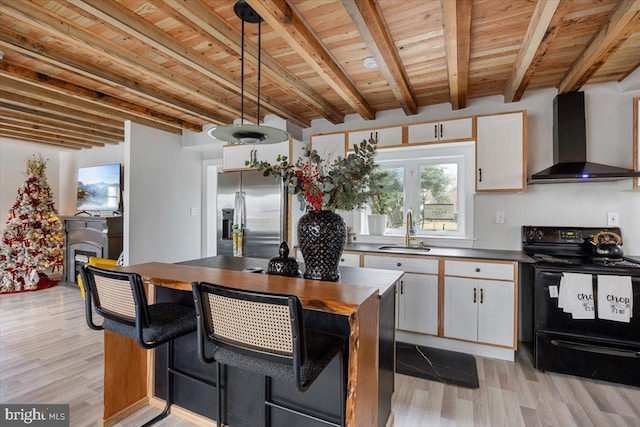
[496,211,505,224]
[190,207,199,216]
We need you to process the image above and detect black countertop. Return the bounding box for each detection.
[179,255,402,296]
[343,242,535,263]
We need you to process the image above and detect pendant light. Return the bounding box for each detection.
[208,0,289,144]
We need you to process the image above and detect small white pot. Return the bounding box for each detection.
[368,214,387,235]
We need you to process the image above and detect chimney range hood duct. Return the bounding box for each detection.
[529,91,640,184]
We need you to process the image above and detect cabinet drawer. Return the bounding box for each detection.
[364,255,438,274]
[444,260,514,281]
[339,252,360,267]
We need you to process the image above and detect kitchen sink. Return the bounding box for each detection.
[378,245,431,253]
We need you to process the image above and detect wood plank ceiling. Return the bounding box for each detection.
[1,0,639,150]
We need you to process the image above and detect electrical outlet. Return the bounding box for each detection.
[607,212,619,226]
[496,211,505,224]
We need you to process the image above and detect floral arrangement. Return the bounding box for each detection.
[248,133,381,211]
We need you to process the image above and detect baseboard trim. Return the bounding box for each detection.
[396,331,515,361]
[148,397,218,426]
[100,397,149,427]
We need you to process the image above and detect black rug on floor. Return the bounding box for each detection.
[395,342,479,389]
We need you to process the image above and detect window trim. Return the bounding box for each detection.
[357,142,475,241]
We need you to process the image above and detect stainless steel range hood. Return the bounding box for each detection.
[529,91,640,184]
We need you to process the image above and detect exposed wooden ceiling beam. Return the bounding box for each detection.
[0,28,236,125]
[0,62,202,133]
[0,117,120,145]
[0,123,107,147]
[2,79,187,134]
[342,0,417,115]
[442,0,472,110]
[0,91,124,130]
[0,3,244,126]
[504,0,568,102]
[157,0,345,125]
[558,0,640,93]
[0,109,123,141]
[0,130,88,150]
[69,0,309,128]
[246,0,376,120]
[0,103,124,137]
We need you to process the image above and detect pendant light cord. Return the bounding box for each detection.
[257,19,261,124]
[240,18,245,125]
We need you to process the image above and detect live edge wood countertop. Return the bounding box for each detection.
[106,257,403,427]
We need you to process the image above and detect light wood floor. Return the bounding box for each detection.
[1,285,639,427]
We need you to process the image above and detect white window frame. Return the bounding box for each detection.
[356,142,475,241]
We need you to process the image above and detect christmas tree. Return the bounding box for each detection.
[0,155,63,293]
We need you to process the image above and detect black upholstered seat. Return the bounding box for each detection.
[103,303,196,344]
[80,265,201,426]
[192,281,347,427]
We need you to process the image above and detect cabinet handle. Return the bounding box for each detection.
[400,280,404,295]
[440,123,443,138]
[434,124,438,139]
[475,267,480,272]
[473,287,477,303]
[478,168,482,182]
[397,262,402,267]
[480,288,484,304]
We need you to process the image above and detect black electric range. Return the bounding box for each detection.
[522,226,640,387]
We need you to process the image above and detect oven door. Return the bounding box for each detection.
[534,267,640,341]
[535,331,640,386]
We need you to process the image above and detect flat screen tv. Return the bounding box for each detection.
[76,163,122,213]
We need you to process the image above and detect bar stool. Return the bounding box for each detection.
[80,265,202,426]
[192,281,348,427]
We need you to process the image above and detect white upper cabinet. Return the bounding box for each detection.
[408,118,473,144]
[310,133,346,164]
[348,126,403,150]
[476,111,526,192]
[222,141,289,171]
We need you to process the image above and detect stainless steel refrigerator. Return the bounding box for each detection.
[216,170,287,258]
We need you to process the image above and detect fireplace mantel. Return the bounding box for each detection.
[61,216,123,282]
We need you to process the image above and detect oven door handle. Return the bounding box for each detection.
[551,339,640,358]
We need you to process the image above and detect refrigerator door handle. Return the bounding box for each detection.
[241,191,247,229]
[234,191,246,229]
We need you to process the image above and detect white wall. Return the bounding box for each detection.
[124,121,202,264]
[305,85,640,255]
[0,138,62,235]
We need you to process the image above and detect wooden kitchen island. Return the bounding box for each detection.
[102,257,401,427]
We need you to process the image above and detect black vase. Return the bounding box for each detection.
[298,210,346,281]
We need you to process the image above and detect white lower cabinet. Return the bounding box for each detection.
[364,254,438,334]
[444,260,516,348]
[398,273,438,335]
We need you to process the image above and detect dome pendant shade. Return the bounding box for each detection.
[208,123,289,145]
[208,0,290,145]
